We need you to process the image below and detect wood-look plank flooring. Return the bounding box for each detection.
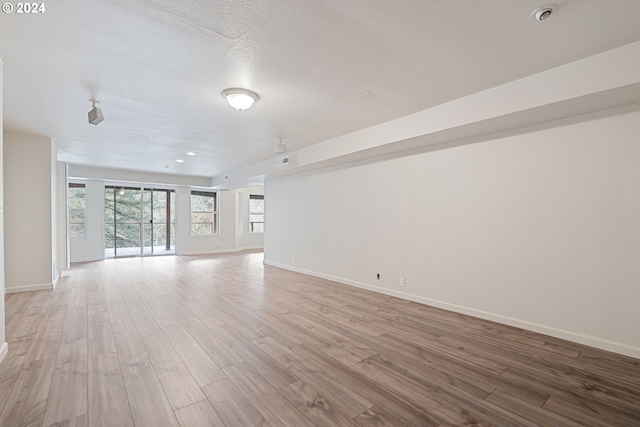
[1,251,639,426]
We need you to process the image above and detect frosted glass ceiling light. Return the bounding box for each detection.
[222,88,259,111]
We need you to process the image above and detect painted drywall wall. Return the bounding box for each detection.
[69,164,211,187]
[50,143,58,281]
[264,107,640,358]
[57,162,69,271]
[0,59,7,359]
[69,179,105,263]
[3,131,56,292]
[175,186,222,255]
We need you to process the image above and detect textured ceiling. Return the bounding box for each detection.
[2,0,640,178]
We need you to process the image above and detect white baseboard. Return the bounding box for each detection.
[5,282,54,294]
[238,245,264,251]
[179,247,263,256]
[179,249,235,256]
[0,342,7,364]
[263,260,640,359]
[71,256,104,264]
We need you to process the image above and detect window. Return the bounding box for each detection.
[191,191,217,235]
[249,194,264,233]
[68,183,86,238]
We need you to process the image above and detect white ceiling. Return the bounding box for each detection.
[2,1,640,179]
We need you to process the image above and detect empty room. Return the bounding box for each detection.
[1,1,639,426]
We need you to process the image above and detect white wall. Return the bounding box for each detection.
[3,131,57,292]
[57,162,69,271]
[50,155,67,284]
[175,186,231,255]
[69,179,105,263]
[69,164,211,187]
[0,59,7,359]
[264,107,640,358]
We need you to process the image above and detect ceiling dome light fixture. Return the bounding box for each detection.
[222,88,259,111]
[531,5,556,21]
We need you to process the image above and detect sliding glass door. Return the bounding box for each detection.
[105,186,175,258]
[142,189,175,256]
[105,186,141,257]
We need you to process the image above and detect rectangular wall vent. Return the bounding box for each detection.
[276,156,290,167]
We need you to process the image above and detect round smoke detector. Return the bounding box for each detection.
[531,5,557,21]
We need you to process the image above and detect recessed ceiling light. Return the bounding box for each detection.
[186,152,196,156]
[176,159,184,163]
[222,88,259,111]
[531,5,556,21]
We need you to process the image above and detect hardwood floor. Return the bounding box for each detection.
[0,251,639,426]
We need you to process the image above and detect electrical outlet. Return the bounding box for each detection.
[376,273,380,280]
[399,276,405,287]
[291,256,295,264]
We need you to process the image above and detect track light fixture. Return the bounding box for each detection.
[275,138,287,154]
[88,98,104,125]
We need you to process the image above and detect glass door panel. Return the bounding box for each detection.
[116,222,141,256]
[143,224,153,255]
[153,189,175,255]
[104,222,115,258]
[142,190,153,255]
[117,187,142,256]
[105,186,142,257]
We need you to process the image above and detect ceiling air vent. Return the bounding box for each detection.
[276,156,290,167]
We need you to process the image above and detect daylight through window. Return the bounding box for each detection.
[191,191,217,235]
[68,183,87,238]
[249,194,264,233]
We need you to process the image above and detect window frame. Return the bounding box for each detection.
[248,194,264,234]
[190,190,218,236]
[68,182,87,239]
